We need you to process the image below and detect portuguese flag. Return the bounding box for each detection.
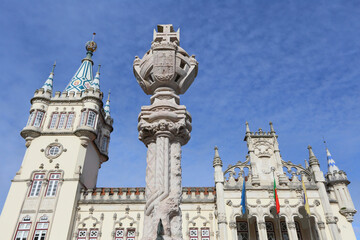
[273,177,280,214]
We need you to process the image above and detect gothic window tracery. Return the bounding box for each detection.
[265,221,275,240]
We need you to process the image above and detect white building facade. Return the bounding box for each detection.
[0,25,357,240]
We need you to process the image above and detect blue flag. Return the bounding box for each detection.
[241,178,246,214]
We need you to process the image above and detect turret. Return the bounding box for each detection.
[1,36,113,240]
[212,146,228,240]
[325,146,357,222]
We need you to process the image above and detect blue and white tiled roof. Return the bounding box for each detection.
[104,90,111,118]
[42,62,56,92]
[327,148,340,173]
[91,65,101,91]
[65,58,94,93]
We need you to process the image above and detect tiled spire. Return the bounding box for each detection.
[91,64,101,91]
[104,90,111,118]
[326,148,340,173]
[65,33,97,93]
[42,62,56,92]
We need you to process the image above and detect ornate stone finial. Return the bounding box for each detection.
[308,145,319,166]
[153,24,180,44]
[304,159,309,168]
[156,219,164,240]
[134,24,198,95]
[269,122,275,133]
[213,146,223,167]
[245,121,250,133]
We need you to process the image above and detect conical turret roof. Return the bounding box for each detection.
[326,148,340,173]
[42,62,56,92]
[65,34,97,93]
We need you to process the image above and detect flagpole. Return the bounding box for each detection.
[272,168,283,240]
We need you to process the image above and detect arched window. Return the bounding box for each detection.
[236,221,248,240]
[49,112,59,129]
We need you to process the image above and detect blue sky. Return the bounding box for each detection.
[0,0,359,237]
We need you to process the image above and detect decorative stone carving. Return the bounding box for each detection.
[287,221,296,229]
[134,24,198,240]
[317,221,325,229]
[229,221,237,229]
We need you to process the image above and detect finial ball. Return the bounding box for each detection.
[85,40,97,52]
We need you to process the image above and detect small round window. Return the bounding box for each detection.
[48,146,60,156]
[44,143,63,160]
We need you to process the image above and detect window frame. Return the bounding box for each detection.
[189,228,198,240]
[236,221,249,240]
[115,228,125,240]
[57,112,67,129]
[65,112,75,129]
[200,227,210,240]
[77,229,87,240]
[48,112,59,129]
[27,111,35,126]
[33,111,45,128]
[45,173,61,197]
[28,173,45,197]
[86,110,97,128]
[14,221,32,240]
[101,136,109,152]
[32,221,49,240]
[89,228,99,240]
[126,228,136,240]
[265,221,275,240]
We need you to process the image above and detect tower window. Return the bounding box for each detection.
[77,229,87,240]
[89,228,99,240]
[189,228,198,240]
[80,111,86,126]
[29,174,45,197]
[33,222,48,240]
[48,146,60,156]
[14,222,31,240]
[201,228,210,240]
[126,228,135,240]
[86,110,97,128]
[49,113,58,129]
[101,136,109,152]
[45,173,61,197]
[57,113,66,129]
[115,228,124,240]
[27,112,35,126]
[65,113,75,129]
[33,111,45,128]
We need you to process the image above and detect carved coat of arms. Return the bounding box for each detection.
[153,50,175,82]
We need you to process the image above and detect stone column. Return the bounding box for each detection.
[257,220,268,240]
[134,24,198,240]
[285,221,299,240]
[317,221,327,240]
